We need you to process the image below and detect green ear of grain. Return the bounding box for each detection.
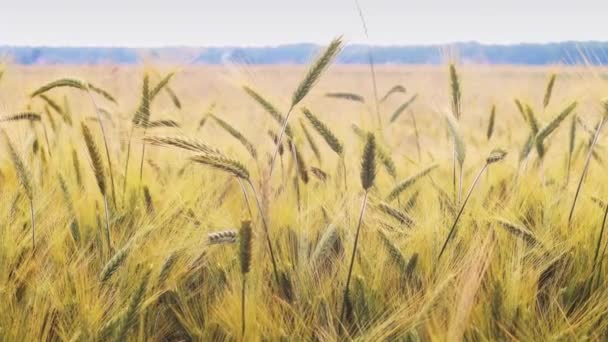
[380,85,406,102]
[352,124,396,178]
[165,86,182,109]
[390,94,418,123]
[298,119,322,164]
[133,74,150,126]
[291,37,343,107]
[39,94,64,115]
[239,220,253,274]
[376,202,414,227]
[150,72,176,100]
[0,112,41,122]
[190,154,250,180]
[243,86,294,138]
[301,107,343,156]
[3,133,33,199]
[144,135,222,155]
[311,225,341,269]
[543,74,557,109]
[325,92,365,103]
[210,114,257,158]
[449,64,462,119]
[445,113,466,167]
[514,99,527,122]
[536,101,577,144]
[81,123,106,195]
[87,83,117,104]
[100,246,130,282]
[360,133,376,190]
[30,78,88,97]
[487,105,496,140]
[386,164,438,202]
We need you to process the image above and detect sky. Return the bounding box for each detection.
[0,0,606,47]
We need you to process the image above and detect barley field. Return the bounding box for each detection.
[1,43,608,341]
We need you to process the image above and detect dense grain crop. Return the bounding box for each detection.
[0,60,607,340]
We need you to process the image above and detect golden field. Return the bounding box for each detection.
[1,56,608,341]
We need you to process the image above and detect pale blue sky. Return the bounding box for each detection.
[0,0,606,46]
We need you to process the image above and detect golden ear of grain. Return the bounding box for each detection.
[543,74,557,109]
[242,85,294,138]
[210,114,257,158]
[291,37,343,107]
[444,112,466,167]
[30,78,88,97]
[389,94,418,123]
[325,92,365,103]
[301,107,343,156]
[239,220,252,274]
[386,164,438,202]
[298,120,321,164]
[81,122,106,195]
[3,132,33,199]
[360,133,376,191]
[190,153,250,180]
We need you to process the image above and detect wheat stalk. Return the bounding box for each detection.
[341,133,376,320]
[437,149,507,262]
[569,100,608,226]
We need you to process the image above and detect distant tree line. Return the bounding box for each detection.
[1,41,607,65]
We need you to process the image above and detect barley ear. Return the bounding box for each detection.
[81,123,106,195]
[543,73,557,109]
[239,220,252,275]
[291,37,343,107]
[360,133,376,191]
[449,64,462,119]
